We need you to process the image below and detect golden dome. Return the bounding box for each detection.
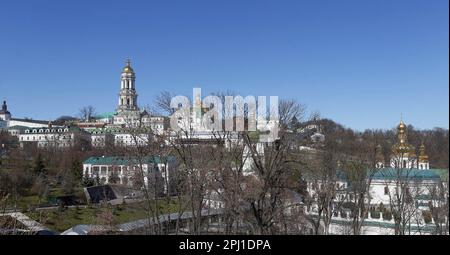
[397,120,406,133]
[392,118,415,156]
[122,59,135,74]
[419,143,429,162]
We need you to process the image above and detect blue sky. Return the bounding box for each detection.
[0,0,448,131]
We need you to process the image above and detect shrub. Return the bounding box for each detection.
[378,203,385,212]
[383,211,392,221]
[370,211,380,219]
[422,211,432,224]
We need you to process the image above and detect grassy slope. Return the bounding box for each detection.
[26,199,180,233]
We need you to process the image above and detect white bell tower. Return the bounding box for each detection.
[117,59,138,113]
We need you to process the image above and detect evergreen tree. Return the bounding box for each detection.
[82,176,95,187]
[108,171,120,184]
[71,157,83,183]
[33,153,47,178]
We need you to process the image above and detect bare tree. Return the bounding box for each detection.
[154,91,176,116]
[427,177,449,235]
[79,105,96,122]
[384,150,423,235]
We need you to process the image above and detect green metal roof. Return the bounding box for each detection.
[371,168,442,181]
[429,169,449,181]
[83,156,175,165]
[95,112,116,119]
[304,168,443,182]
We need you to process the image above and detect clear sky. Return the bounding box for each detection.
[0,0,448,131]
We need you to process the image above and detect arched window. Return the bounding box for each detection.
[127,98,130,106]
[384,186,389,195]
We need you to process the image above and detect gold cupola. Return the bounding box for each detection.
[392,118,415,156]
[122,59,135,74]
[418,142,429,163]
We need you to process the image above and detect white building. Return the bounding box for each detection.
[304,119,446,231]
[18,125,90,148]
[82,156,176,194]
[89,129,115,148]
[114,132,151,147]
[0,101,49,129]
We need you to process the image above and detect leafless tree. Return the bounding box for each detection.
[79,105,96,122]
[428,178,449,235]
[154,91,176,116]
[384,151,423,235]
[304,145,343,235]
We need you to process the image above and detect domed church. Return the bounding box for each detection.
[375,119,430,170]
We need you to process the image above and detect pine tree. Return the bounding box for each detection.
[71,157,83,183]
[33,153,47,178]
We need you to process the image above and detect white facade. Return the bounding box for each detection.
[90,133,114,148]
[83,156,174,194]
[368,178,438,207]
[114,133,150,147]
[18,126,89,148]
[390,155,418,169]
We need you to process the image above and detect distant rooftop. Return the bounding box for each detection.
[305,168,445,182]
[371,168,442,181]
[83,156,176,165]
[95,112,116,119]
[10,118,49,125]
